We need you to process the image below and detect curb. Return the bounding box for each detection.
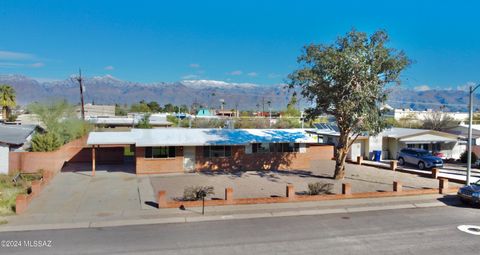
[0,201,450,233]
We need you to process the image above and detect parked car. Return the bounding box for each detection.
[397,148,444,170]
[457,180,480,207]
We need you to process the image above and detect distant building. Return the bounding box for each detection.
[88,113,172,128]
[196,109,213,117]
[77,104,115,118]
[15,114,43,127]
[393,109,468,122]
[216,110,238,117]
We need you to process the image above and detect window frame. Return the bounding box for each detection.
[252,143,300,153]
[144,146,176,159]
[203,145,232,158]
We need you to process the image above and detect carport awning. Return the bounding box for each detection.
[399,133,457,144]
[87,132,136,145]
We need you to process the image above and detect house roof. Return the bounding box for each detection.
[0,124,36,145]
[445,126,480,138]
[380,128,430,138]
[310,126,459,143]
[87,128,317,146]
[87,115,172,126]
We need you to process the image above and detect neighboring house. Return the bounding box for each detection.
[0,124,37,174]
[444,125,480,146]
[394,108,468,122]
[15,113,43,127]
[196,109,220,119]
[88,113,172,128]
[87,128,331,174]
[310,126,464,160]
[216,110,238,117]
[77,104,116,118]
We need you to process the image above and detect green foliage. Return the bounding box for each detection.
[307,182,333,195]
[182,186,215,201]
[284,93,301,117]
[288,29,410,179]
[234,118,269,128]
[6,113,17,122]
[28,101,91,151]
[31,132,63,152]
[130,101,151,113]
[191,118,226,128]
[146,101,162,112]
[60,118,92,142]
[115,104,127,116]
[0,173,42,215]
[272,118,301,128]
[136,114,153,129]
[460,151,478,164]
[0,84,16,120]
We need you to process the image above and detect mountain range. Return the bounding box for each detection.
[0,74,474,112]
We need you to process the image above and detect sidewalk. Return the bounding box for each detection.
[0,193,461,232]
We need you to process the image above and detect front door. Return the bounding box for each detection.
[183,146,196,172]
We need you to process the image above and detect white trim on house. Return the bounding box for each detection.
[87,128,318,147]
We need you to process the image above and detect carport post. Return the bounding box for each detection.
[92,145,96,176]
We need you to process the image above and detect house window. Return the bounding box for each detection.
[203,146,232,158]
[432,143,441,152]
[145,146,176,158]
[252,143,270,153]
[252,143,299,153]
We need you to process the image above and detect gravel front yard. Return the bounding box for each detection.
[150,160,461,200]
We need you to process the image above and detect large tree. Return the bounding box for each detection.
[289,29,410,179]
[0,84,16,120]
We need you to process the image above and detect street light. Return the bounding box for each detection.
[467,84,480,185]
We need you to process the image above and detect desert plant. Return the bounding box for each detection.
[31,132,63,152]
[307,182,333,195]
[460,150,478,164]
[136,114,153,129]
[182,186,215,201]
[0,84,16,120]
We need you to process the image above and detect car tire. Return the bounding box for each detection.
[418,161,425,170]
[398,157,405,166]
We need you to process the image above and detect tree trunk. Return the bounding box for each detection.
[334,147,348,179]
[333,131,350,180]
[2,107,6,121]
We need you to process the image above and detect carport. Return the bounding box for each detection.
[87,132,136,176]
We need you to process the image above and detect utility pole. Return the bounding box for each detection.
[74,69,86,120]
[262,97,265,117]
[467,84,480,185]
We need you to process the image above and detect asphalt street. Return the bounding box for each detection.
[0,205,479,255]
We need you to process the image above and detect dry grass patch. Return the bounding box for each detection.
[0,172,42,215]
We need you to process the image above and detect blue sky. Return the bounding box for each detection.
[0,0,479,89]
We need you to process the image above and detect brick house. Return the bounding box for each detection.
[87,128,333,175]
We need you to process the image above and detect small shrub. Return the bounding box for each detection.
[307,182,333,195]
[460,151,478,164]
[182,186,215,201]
[31,132,62,152]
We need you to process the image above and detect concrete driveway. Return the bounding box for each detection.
[16,164,157,223]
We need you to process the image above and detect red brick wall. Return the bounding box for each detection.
[133,144,333,174]
[195,144,334,172]
[135,146,184,174]
[9,137,88,174]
